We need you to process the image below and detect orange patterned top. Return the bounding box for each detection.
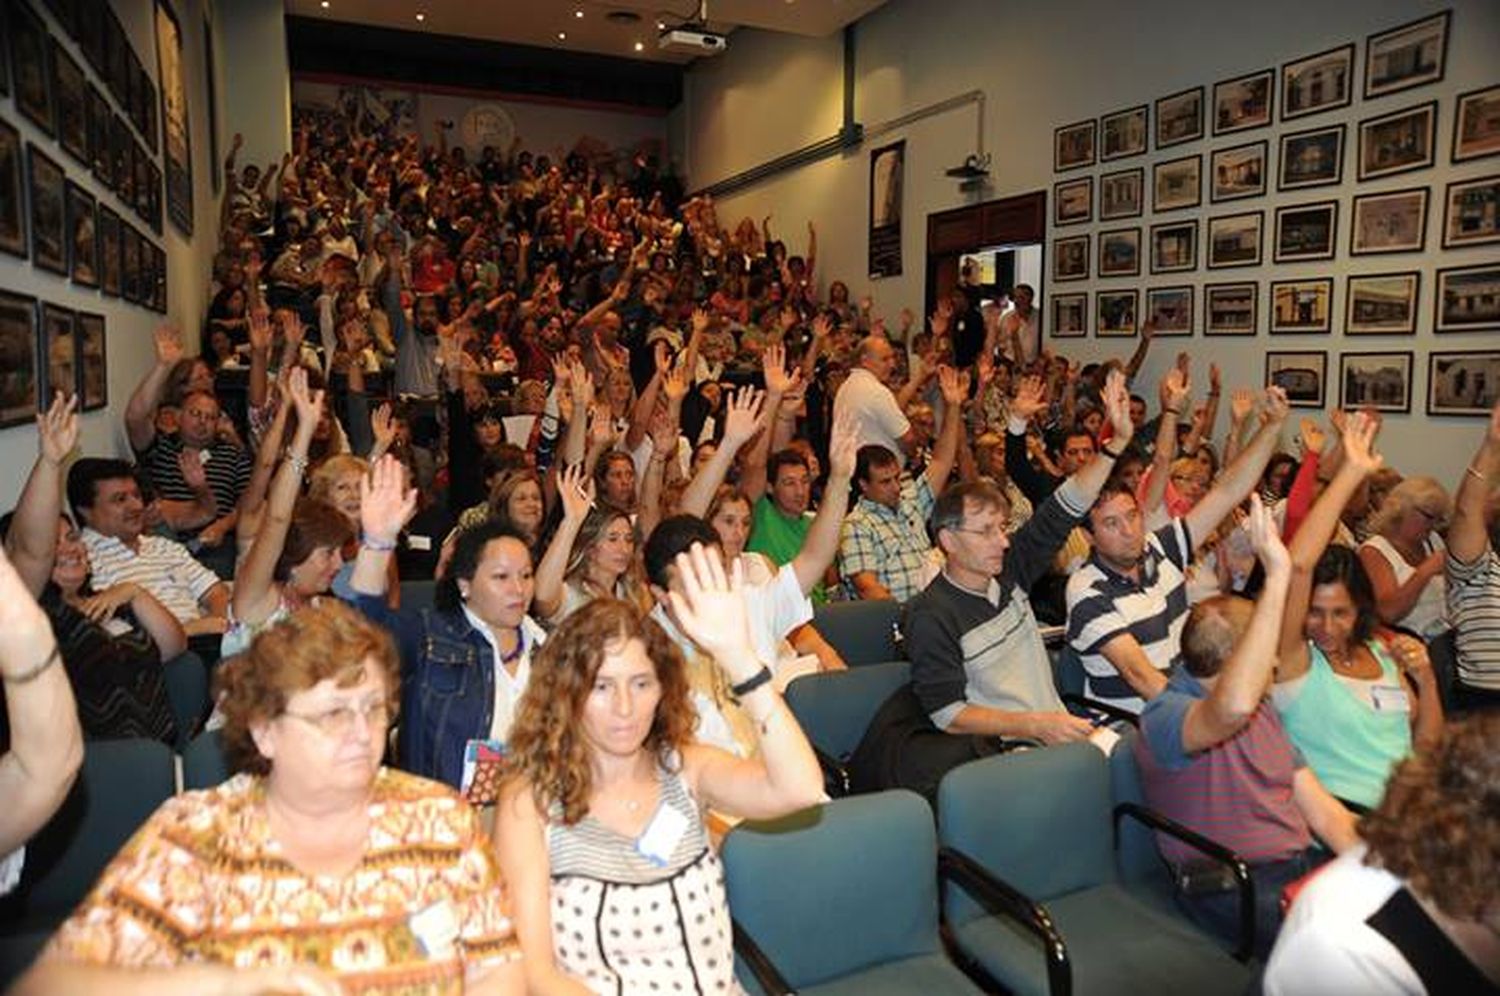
[44,768,520,994]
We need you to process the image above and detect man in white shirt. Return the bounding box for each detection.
[833,335,918,460]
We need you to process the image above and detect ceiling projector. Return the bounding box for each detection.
[659,27,727,54]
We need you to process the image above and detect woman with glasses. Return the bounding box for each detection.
[17,599,524,995]
[1358,476,1453,640]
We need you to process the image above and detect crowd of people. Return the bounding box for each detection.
[0,112,1497,993]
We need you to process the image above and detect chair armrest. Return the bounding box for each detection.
[810,744,850,797]
[731,919,795,995]
[1061,693,1140,728]
[1113,802,1255,961]
[938,847,1071,996]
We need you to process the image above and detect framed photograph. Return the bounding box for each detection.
[26,143,67,276]
[1442,175,1500,249]
[0,292,40,427]
[1101,105,1148,161]
[155,0,193,234]
[1098,227,1141,277]
[1051,293,1088,338]
[1214,68,1274,136]
[1453,85,1500,163]
[1054,119,1096,172]
[1436,264,1500,333]
[1054,176,1092,226]
[1270,278,1334,334]
[39,302,76,403]
[1282,44,1354,121]
[121,222,141,303]
[1274,201,1338,263]
[9,0,54,135]
[111,112,134,205]
[1206,211,1264,269]
[1267,352,1327,408]
[145,159,163,234]
[1341,351,1413,414]
[1099,168,1143,220]
[1365,11,1449,100]
[133,139,152,222]
[1150,220,1198,274]
[1351,187,1429,255]
[104,5,128,105]
[86,82,112,185]
[1347,272,1420,335]
[64,180,97,287]
[1053,234,1089,282]
[0,0,9,98]
[1153,154,1201,212]
[77,311,106,410]
[1279,124,1344,191]
[51,38,88,167]
[1211,140,1268,202]
[151,243,167,312]
[78,0,105,76]
[138,238,155,310]
[1429,351,1500,415]
[1096,290,1138,337]
[1358,101,1438,182]
[1204,282,1258,335]
[97,204,121,297]
[42,0,75,37]
[1156,86,1204,148]
[0,121,26,260]
[1146,286,1194,336]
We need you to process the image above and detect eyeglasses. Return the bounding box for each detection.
[282,699,390,738]
[951,524,1008,540]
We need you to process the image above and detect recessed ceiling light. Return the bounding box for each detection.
[415,12,425,21]
[575,9,584,17]
[657,21,665,29]
[633,41,644,52]
[319,0,329,8]
[558,31,567,39]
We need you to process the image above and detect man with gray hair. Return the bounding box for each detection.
[832,334,921,460]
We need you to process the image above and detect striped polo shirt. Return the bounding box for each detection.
[1066,517,1193,712]
[141,432,252,525]
[1446,546,1500,691]
[81,529,221,624]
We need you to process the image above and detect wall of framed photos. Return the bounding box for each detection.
[0,0,222,508]
[677,0,1500,484]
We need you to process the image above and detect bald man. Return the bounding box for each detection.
[833,335,919,459]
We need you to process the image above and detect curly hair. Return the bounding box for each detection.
[214,600,400,776]
[505,599,695,825]
[1361,713,1500,922]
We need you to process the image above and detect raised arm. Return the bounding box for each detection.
[1449,398,1500,565]
[1069,368,1135,505]
[1004,375,1061,506]
[740,344,799,503]
[531,464,594,621]
[1184,386,1290,546]
[1222,387,1255,467]
[349,455,419,599]
[677,388,766,518]
[5,394,79,594]
[124,325,184,453]
[790,417,856,596]
[1122,321,1155,384]
[1141,365,1189,518]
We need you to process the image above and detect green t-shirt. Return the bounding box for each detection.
[748,495,826,604]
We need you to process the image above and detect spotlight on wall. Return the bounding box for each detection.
[945,153,991,186]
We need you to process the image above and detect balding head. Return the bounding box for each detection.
[1181,595,1255,678]
[859,335,899,383]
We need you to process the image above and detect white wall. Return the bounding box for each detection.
[218,0,291,169]
[681,0,1500,487]
[0,0,225,509]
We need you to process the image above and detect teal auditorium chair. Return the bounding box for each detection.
[810,599,904,666]
[936,743,1253,996]
[0,738,176,987]
[783,661,909,794]
[182,728,231,790]
[162,650,209,747]
[723,791,983,995]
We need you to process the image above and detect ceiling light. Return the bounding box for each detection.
[633,41,644,52]
[415,12,425,22]
[558,31,567,39]
[319,0,329,8]
[575,9,584,17]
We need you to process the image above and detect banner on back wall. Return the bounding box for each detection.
[868,140,904,278]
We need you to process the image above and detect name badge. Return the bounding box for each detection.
[408,534,432,551]
[1370,684,1409,713]
[409,899,459,958]
[635,802,690,867]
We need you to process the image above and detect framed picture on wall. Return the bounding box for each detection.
[97,205,122,297]
[1358,101,1437,182]
[64,180,97,288]
[1340,351,1413,414]
[1346,272,1419,335]
[0,292,40,428]
[1096,290,1138,337]
[1281,43,1354,121]
[1206,211,1263,268]
[27,143,67,275]
[0,1,10,99]
[1054,176,1092,226]
[111,112,134,204]
[138,239,156,312]
[10,0,54,135]
[1153,154,1201,212]
[1274,201,1338,263]
[1146,286,1194,336]
[1051,293,1088,338]
[77,312,107,411]
[42,0,76,38]
[78,1,106,76]
[52,38,88,167]
[1351,187,1429,255]
[1442,175,1500,249]
[1149,220,1197,273]
[1100,105,1148,161]
[145,159,164,235]
[1213,68,1274,135]
[1210,140,1268,202]
[0,121,26,260]
[1453,85,1500,163]
[1270,277,1333,334]
[1099,168,1143,220]
[1054,119,1096,172]
[1204,282,1258,336]
[151,243,167,312]
[121,221,141,303]
[39,302,77,403]
[1266,351,1327,408]
[1098,227,1141,277]
[1436,264,1500,333]
[1278,124,1344,190]
[1053,234,1089,282]
[1429,351,1500,416]
[104,5,128,105]
[155,0,194,235]
[1365,10,1449,100]
[86,83,112,185]
[1155,86,1204,148]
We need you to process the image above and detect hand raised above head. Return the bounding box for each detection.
[358,454,417,544]
[666,543,758,681]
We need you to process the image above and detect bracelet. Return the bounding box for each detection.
[1163,406,1184,417]
[730,665,774,698]
[284,453,309,476]
[1100,445,1125,461]
[362,535,399,552]
[4,645,61,685]
[1467,465,1488,483]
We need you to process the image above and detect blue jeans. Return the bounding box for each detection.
[1176,846,1327,960]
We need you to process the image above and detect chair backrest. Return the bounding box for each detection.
[400,579,438,613]
[1108,727,1165,885]
[722,790,943,988]
[181,728,231,790]
[6,738,175,920]
[937,743,1115,925]
[784,660,910,761]
[812,599,904,666]
[1052,643,1087,699]
[161,650,209,747]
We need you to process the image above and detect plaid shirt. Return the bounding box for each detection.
[839,475,940,603]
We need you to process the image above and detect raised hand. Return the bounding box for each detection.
[588,404,615,449]
[938,364,970,407]
[662,355,690,404]
[809,313,832,341]
[1209,363,1222,395]
[1299,416,1326,456]
[154,324,184,367]
[930,298,953,337]
[178,449,210,494]
[557,462,595,522]
[1244,492,1290,577]
[1158,366,1189,414]
[1229,387,1255,424]
[370,402,396,450]
[247,307,273,352]
[1011,374,1048,422]
[1339,411,1383,477]
[721,387,767,448]
[1101,368,1133,445]
[280,309,307,348]
[359,454,418,544]
[287,365,324,430]
[37,392,79,466]
[828,410,858,481]
[1260,385,1291,425]
[976,353,996,391]
[691,307,712,336]
[762,342,798,396]
[666,543,758,683]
